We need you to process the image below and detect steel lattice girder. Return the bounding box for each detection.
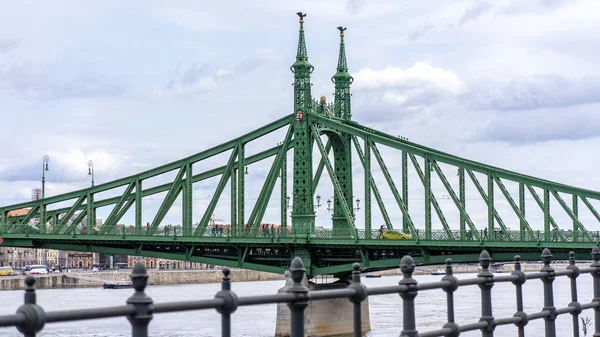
[3,111,600,275]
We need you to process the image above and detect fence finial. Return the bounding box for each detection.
[399,255,418,337]
[286,256,308,337]
[445,258,453,276]
[16,276,46,336]
[289,257,306,285]
[400,255,415,277]
[127,262,153,336]
[592,246,600,266]
[479,250,492,274]
[541,248,553,270]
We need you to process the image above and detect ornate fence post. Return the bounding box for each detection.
[126,262,153,337]
[591,246,600,336]
[478,250,495,336]
[286,257,308,337]
[511,255,527,337]
[567,251,581,337]
[348,263,368,337]
[215,267,239,337]
[399,255,418,337]
[442,258,459,337]
[540,248,557,337]
[16,276,46,337]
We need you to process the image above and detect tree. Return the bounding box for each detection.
[582,316,592,336]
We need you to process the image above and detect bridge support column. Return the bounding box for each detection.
[275,272,371,337]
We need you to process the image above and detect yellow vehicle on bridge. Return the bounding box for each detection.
[0,266,14,276]
[379,229,412,240]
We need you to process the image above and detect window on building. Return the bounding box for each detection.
[78,261,83,268]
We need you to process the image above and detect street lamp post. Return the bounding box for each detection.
[41,155,49,199]
[87,160,94,187]
[326,197,361,213]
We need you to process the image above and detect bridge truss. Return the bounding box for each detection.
[2,14,600,277]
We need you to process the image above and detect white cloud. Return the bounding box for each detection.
[352,62,465,94]
[2,1,600,232]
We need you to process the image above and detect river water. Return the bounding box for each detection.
[0,272,594,336]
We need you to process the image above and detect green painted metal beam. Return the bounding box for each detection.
[195,147,239,236]
[148,165,186,235]
[280,149,287,230]
[458,167,465,239]
[493,176,535,239]
[99,180,136,235]
[0,115,292,214]
[370,143,416,235]
[402,151,409,233]
[424,155,432,240]
[351,136,392,230]
[247,126,294,233]
[430,160,480,240]
[487,173,494,238]
[135,178,142,234]
[312,140,332,193]
[52,193,87,234]
[525,184,565,241]
[550,189,591,241]
[573,196,579,242]
[63,209,87,235]
[183,161,193,236]
[519,183,525,241]
[237,142,245,234]
[409,154,452,240]
[465,169,509,237]
[363,136,372,234]
[311,113,600,200]
[311,124,356,235]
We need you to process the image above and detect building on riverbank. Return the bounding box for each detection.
[66,252,100,269]
[127,256,207,269]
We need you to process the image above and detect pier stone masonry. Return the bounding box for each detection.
[275,270,371,337]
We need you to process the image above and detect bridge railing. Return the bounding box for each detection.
[1,247,600,337]
[3,223,600,244]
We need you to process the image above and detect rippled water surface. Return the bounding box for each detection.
[0,272,594,336]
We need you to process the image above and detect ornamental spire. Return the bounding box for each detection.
[332,26,353,120]
[336,26,348,72]
[291,12,313,116]
[296,12,309,62]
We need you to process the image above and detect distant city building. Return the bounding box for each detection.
[0,247,37,268]
[66,251,99,269]
[126,256,206,269]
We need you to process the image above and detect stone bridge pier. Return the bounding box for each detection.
[275,271,371,337]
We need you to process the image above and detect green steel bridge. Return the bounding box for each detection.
[2,13,600,277]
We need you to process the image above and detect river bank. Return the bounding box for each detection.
[0,262,573,291]
[0,268,286,291]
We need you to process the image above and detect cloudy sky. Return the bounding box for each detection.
[2,0,600,232]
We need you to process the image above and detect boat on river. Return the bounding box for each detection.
[103,282,133,289]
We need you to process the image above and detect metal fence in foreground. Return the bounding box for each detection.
[1,247,600,337]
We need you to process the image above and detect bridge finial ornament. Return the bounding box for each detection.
[296,12,307,23]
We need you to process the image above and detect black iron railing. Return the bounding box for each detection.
[1,247,600,337]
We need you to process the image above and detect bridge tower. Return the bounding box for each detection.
[291,12,316,234]
[330,26,355,234]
